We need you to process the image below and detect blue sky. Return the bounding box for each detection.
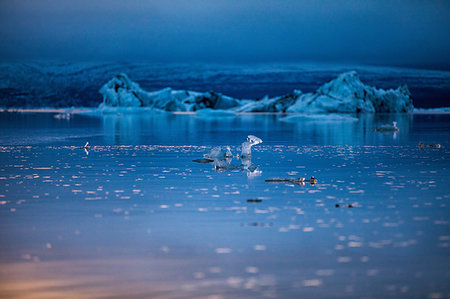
[1,0,449,68]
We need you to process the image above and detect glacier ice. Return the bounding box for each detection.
[99,73,241,111]
[286,72,413,113]
[99,71,414,113]
[204,146,233,160]
[240,135,263,157]
[374,121,400,132]
[200,135,262,174]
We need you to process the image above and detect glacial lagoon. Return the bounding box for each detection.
[0,111,449,298]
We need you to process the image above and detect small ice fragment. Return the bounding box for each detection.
[245,266,259,274]
[227,277,243,288]
[240,135,262,157]
[253,245,266,251]
[302,279,323,287]
[337,256,351,263]
[374,121,399,132]
[215,248,232,254]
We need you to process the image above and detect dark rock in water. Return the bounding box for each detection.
[192,158,214,163]
[335,203,353,208]
[265,176,317,185]
[247,199,262,203]
[418,142,441,149]
[242,222,273,227]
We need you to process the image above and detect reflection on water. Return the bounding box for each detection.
[0,112,449,298]
[100,112,414,146]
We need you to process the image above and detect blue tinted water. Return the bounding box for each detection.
[0,112,449,298]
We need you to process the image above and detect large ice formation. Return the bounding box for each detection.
[99,71,414,113]
[286,71,413,113]
[99,73,241,111]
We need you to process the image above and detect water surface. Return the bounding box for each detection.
[0,112,449,298]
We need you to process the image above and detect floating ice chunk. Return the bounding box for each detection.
[287,71,413,113]
[225,146,233,157]
[54,113,71,120]
[99,73,150,107]
[240,135,262,157]
[204,146,233,160]
[374,121,399,132]
[99,74,241,111]
[99,71,414,113]
[212,157,237,171]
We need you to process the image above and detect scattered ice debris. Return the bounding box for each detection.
[418,142,441,149]
[265,176,317,186]
[99,71,414,113]
[53,113,71,120]
[195,135,262,175]
[215,248,232,254]
[374,121,399,132]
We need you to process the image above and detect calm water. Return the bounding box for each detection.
[0,111,449,298]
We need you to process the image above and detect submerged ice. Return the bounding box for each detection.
[99,71,414,113]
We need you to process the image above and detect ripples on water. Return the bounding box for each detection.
[0,112,449,298]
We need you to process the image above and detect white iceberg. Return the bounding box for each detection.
[233,92,301,112]
[286,71,413,113]
[99,73,241,112]
[99,72,414,113]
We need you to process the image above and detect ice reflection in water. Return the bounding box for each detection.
[201,135,263,176]
[0,113,449,298]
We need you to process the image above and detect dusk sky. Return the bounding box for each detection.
[1,0,449,68]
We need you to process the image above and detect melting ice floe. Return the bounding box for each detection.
[198,135,263,175]
[99,71,414,113]
[203,146,233,160]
